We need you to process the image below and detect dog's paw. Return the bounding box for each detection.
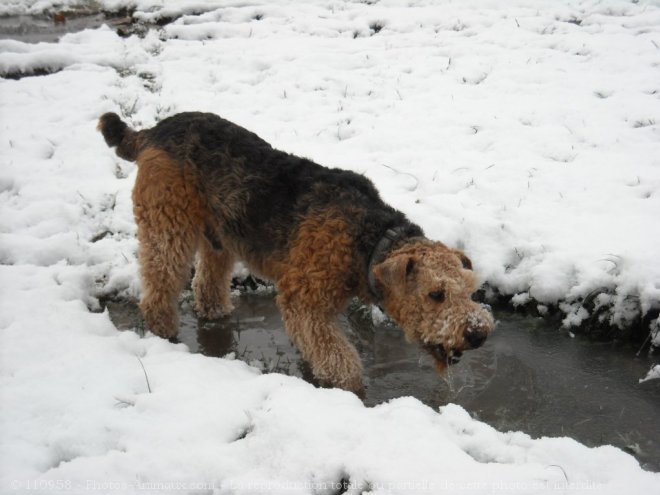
[141,301,179,339]
[193,299,234,320]
[192,279,234,320]
[144,316,179,339]
[314,350,364,396]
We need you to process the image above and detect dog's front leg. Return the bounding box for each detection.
[275,210,364,394]
[277,296,364,395]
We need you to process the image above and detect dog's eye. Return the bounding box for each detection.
[428,290,445,303]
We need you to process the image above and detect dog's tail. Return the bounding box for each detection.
[97,112,142,162]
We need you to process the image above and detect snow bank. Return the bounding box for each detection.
[2,0,660,491]
[640,364,660,383]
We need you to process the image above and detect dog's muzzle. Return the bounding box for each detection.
[465,328,488,349]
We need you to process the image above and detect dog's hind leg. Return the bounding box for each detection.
[133,149,203,338]
[192,236,235,319]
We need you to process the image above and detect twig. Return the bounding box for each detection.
[136,356,152,393]
[381,164,419,191]
[547,464,568,483]
[635,331,652,357]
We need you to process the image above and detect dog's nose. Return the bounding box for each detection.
[465,329,487,349]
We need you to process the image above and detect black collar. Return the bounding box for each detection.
[367,227,408,301]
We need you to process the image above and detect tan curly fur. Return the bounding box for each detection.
[277,209,364,392]
[373,241,494,371]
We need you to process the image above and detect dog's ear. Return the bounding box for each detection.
[453,250,473,270]
[373,254,417,290]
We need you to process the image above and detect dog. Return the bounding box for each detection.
[98,111,495,394]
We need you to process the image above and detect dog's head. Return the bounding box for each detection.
[373,241,495,371]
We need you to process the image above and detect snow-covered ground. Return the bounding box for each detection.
[1,0,660,492]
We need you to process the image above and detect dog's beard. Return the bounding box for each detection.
[423,343,462,372]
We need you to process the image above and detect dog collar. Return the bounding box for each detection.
[367,227,408,302]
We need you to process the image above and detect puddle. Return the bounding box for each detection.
[0,9,157,46]
[106,291,660,471]
[0,13,109,43]
[0,10,169,78]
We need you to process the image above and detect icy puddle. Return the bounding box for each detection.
[106,292,660,471]
[0,13,108,44]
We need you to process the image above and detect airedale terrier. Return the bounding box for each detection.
[98,111,495,394]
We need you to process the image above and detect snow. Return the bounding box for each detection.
[2,281,659,493]
[640,364,660,383]
[1,0,660,492]
[4,0,659,329]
